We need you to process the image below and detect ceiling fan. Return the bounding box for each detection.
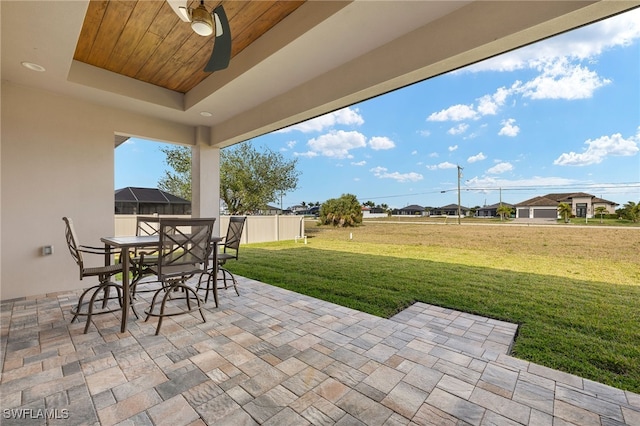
[167,0,231,72]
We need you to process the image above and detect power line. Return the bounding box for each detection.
[361,182,640,200]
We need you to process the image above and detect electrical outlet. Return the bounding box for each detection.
[42,245,54,256]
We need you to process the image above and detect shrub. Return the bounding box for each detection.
[319,193,363,227]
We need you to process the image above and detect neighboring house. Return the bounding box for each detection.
[257,205,283,215]
[290,205,308,215]
[476,203,514,218]
[115,187,191,215]
[393,204,426,216]
[432,204,471,216]
[515,193,618,219]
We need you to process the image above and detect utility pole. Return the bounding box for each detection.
[457,165,463,225]
[499,187,503,221]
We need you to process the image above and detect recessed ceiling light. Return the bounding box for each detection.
[200,111,213,117]
[21,62,46,72]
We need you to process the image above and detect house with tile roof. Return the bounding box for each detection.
[115,187,191,215]
[515,193,618,220]
[431,204,471,217]
[393,204,428,216]
[476,202,514,218]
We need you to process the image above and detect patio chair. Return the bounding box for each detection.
[63,217,135,333]
[129,216,163,297]
[143,218,215,335]
[198,216,246,299]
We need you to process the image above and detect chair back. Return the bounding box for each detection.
[136,216,161,237]
[222,216,246,259]
[62,217,85,278]
[156,218,215,280]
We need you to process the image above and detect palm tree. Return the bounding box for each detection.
[594,206,607,224]
[623,201,639,223]
[496,204,512,221]
[557,202,572,223]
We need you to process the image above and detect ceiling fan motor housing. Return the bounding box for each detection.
[191,2,214,36]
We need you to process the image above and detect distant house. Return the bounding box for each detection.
[432,204,471,216]
[257,205,284,215]
[393,204,426,216]
[476,203,514,218]
[115,187,191,215]
[515,192,618,219]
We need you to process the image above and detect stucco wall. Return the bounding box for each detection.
[0,82,198,300]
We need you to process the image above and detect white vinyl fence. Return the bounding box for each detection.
[114,215,305,243]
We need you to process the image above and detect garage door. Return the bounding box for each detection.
[533,209,557,218]
[517,209,529,218]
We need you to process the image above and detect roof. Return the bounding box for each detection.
[516,193,619,207]
[592,197,619,206]
[399,205,425,211]
[114,187,190,205]
[438,204,470,210]
[477,203,513,210]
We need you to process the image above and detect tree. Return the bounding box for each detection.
[319,193,363,227]
[594,206,607,223]
[557,202,572,223]
[622,201,639,223]
[158,146,192,200]
[496,204,512,221]
[159,142,300,214]
[221,142,300,214]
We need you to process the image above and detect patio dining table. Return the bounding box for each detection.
[100,234,222,333]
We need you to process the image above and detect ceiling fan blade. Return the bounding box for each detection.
[204,5,231,73]
[166,0,190,22]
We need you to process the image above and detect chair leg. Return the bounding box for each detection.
[219,267,239,296]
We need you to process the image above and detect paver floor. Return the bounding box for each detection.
[1,276,639,425]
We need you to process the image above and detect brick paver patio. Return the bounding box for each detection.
[1,276,639,425]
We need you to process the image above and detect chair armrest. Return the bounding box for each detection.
[78,245,119,255]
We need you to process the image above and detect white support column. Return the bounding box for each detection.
[191,126,221,236]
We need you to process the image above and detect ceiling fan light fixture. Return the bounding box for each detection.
[190,2,213,36]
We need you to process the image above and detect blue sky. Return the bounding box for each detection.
[116,8,640,210]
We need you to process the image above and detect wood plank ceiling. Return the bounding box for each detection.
[74,0,305,94]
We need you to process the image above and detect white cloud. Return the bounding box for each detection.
[448,124,469,135]
[302,130,367,159]
[411,150,418,155]
[498,118,520,137]
[516,60,611,100]
[278,107,364,133]
[468,152,486,163]
[427,104,477,122]
[448,145,458,152]
[287,141,297,148]
[351,160,367,166]
[370,166,423,182]
[294,151,319,158]
[463,9,640,72]
[487,162,514,174]
[427,161,457,170]
[554,129,640,166]
[419,130,431,137]
[477,87,510,115]
[369,136,396,150]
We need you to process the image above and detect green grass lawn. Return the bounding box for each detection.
[223,222,640,393]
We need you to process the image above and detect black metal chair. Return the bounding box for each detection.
[217,216,246,296]
[129,216,163,297]
[63,217,133,334]
[143,218,215,335]
[198,216,245,300]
